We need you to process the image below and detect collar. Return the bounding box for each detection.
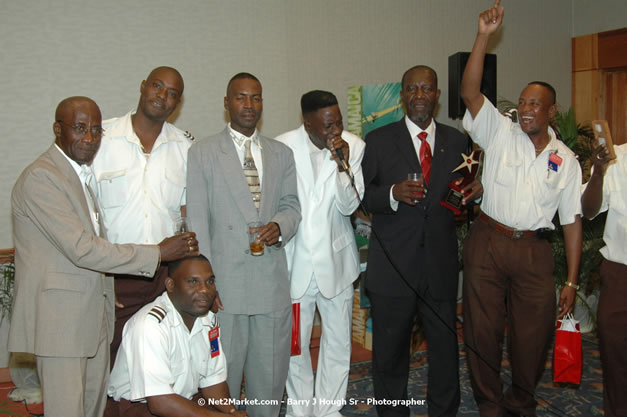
[107,110,184,148]
[228,123,261,148]
[536,126,560,156]
[306,132,329,156]
[54,144,91,182]
[163,292,217,334]
[404,116,436,141]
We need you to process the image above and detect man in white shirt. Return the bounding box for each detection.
[91,66,196,364]
[582,143,627,417]
[460,2,582,416]
[108,255,247,417]
[275,90,365,417]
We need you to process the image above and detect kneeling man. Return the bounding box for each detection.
[108,255,247,417]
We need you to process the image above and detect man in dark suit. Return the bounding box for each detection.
[362,65,481,417]
[9,96,197,417]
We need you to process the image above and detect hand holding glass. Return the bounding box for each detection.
[248,222,264,256]
[407,172,424,203]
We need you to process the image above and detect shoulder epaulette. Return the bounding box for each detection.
[184,130,195,141]
[147,305,167,323]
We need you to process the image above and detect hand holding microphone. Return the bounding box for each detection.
[327,136,351,173]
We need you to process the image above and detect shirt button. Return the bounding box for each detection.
[228,226,233,230]
[245,249,250,254]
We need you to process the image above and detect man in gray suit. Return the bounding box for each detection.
[187,73,301,417]
[9,96,198,417]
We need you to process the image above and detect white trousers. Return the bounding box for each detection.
[286,278,353,417]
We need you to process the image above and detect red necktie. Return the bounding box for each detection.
[418,131,432,185]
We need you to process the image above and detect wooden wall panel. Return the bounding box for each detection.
[574,70,601,122]
[573,34,598,71]
[602,71,627,145]
[599,28,627,69]
[573,28,626,145]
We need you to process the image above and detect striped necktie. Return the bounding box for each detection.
[244,139,261,209]
[418,131,432,185]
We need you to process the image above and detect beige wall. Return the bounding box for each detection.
[572,0,627,37]
[0,0,599,248]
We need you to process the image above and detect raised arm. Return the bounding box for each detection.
[582,144,612,219]
[461,0,504,118]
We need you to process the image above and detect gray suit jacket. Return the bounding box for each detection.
[186,128,301,315]
[9,145,160,357]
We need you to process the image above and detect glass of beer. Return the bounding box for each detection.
[248,222,264,256]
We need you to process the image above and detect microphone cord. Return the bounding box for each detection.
[341,166,571,417]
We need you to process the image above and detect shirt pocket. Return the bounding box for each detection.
[96,169,127,208]
[162,168,186,210]
[494,151,521,187]
[538,167,568,207]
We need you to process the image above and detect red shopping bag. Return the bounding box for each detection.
[291,303,301,356]
[552,313,582,384]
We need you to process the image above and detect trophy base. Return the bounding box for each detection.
[440,188,465,215]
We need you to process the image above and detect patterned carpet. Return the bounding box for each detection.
[0,334,603,417]
[340,333,603,417]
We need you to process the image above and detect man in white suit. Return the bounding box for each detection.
[276,90,365,417]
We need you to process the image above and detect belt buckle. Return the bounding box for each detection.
[512,230,524,239]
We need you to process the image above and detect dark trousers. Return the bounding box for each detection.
[598,259,627,417]
[109,265,168,366]
[369,290,460,417]
[462,219,555,417]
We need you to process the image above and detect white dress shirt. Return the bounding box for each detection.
[389,117,436,211]
[91,111,193,244]
[108,292,227,402]
[463,96,582,230]
[585,143,627,265]
[228,123,264,186]
[55,144,99,234]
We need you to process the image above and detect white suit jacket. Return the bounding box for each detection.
[275,126,365,299]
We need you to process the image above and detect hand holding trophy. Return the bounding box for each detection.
[440,150,483,214]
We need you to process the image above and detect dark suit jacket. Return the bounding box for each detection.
[362,119,468,300]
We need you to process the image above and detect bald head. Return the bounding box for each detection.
[137,66,184,122]
[147,66,184,92]
[54,96,102,165]
[55,96,101,122]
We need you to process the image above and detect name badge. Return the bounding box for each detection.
[548,152,562,172]
[209,327,220,358]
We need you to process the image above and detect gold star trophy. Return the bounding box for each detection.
[440,149,483,214]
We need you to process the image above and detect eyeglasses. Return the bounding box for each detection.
[56,120,105,138]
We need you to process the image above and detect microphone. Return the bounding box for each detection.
[334,147,354,183]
